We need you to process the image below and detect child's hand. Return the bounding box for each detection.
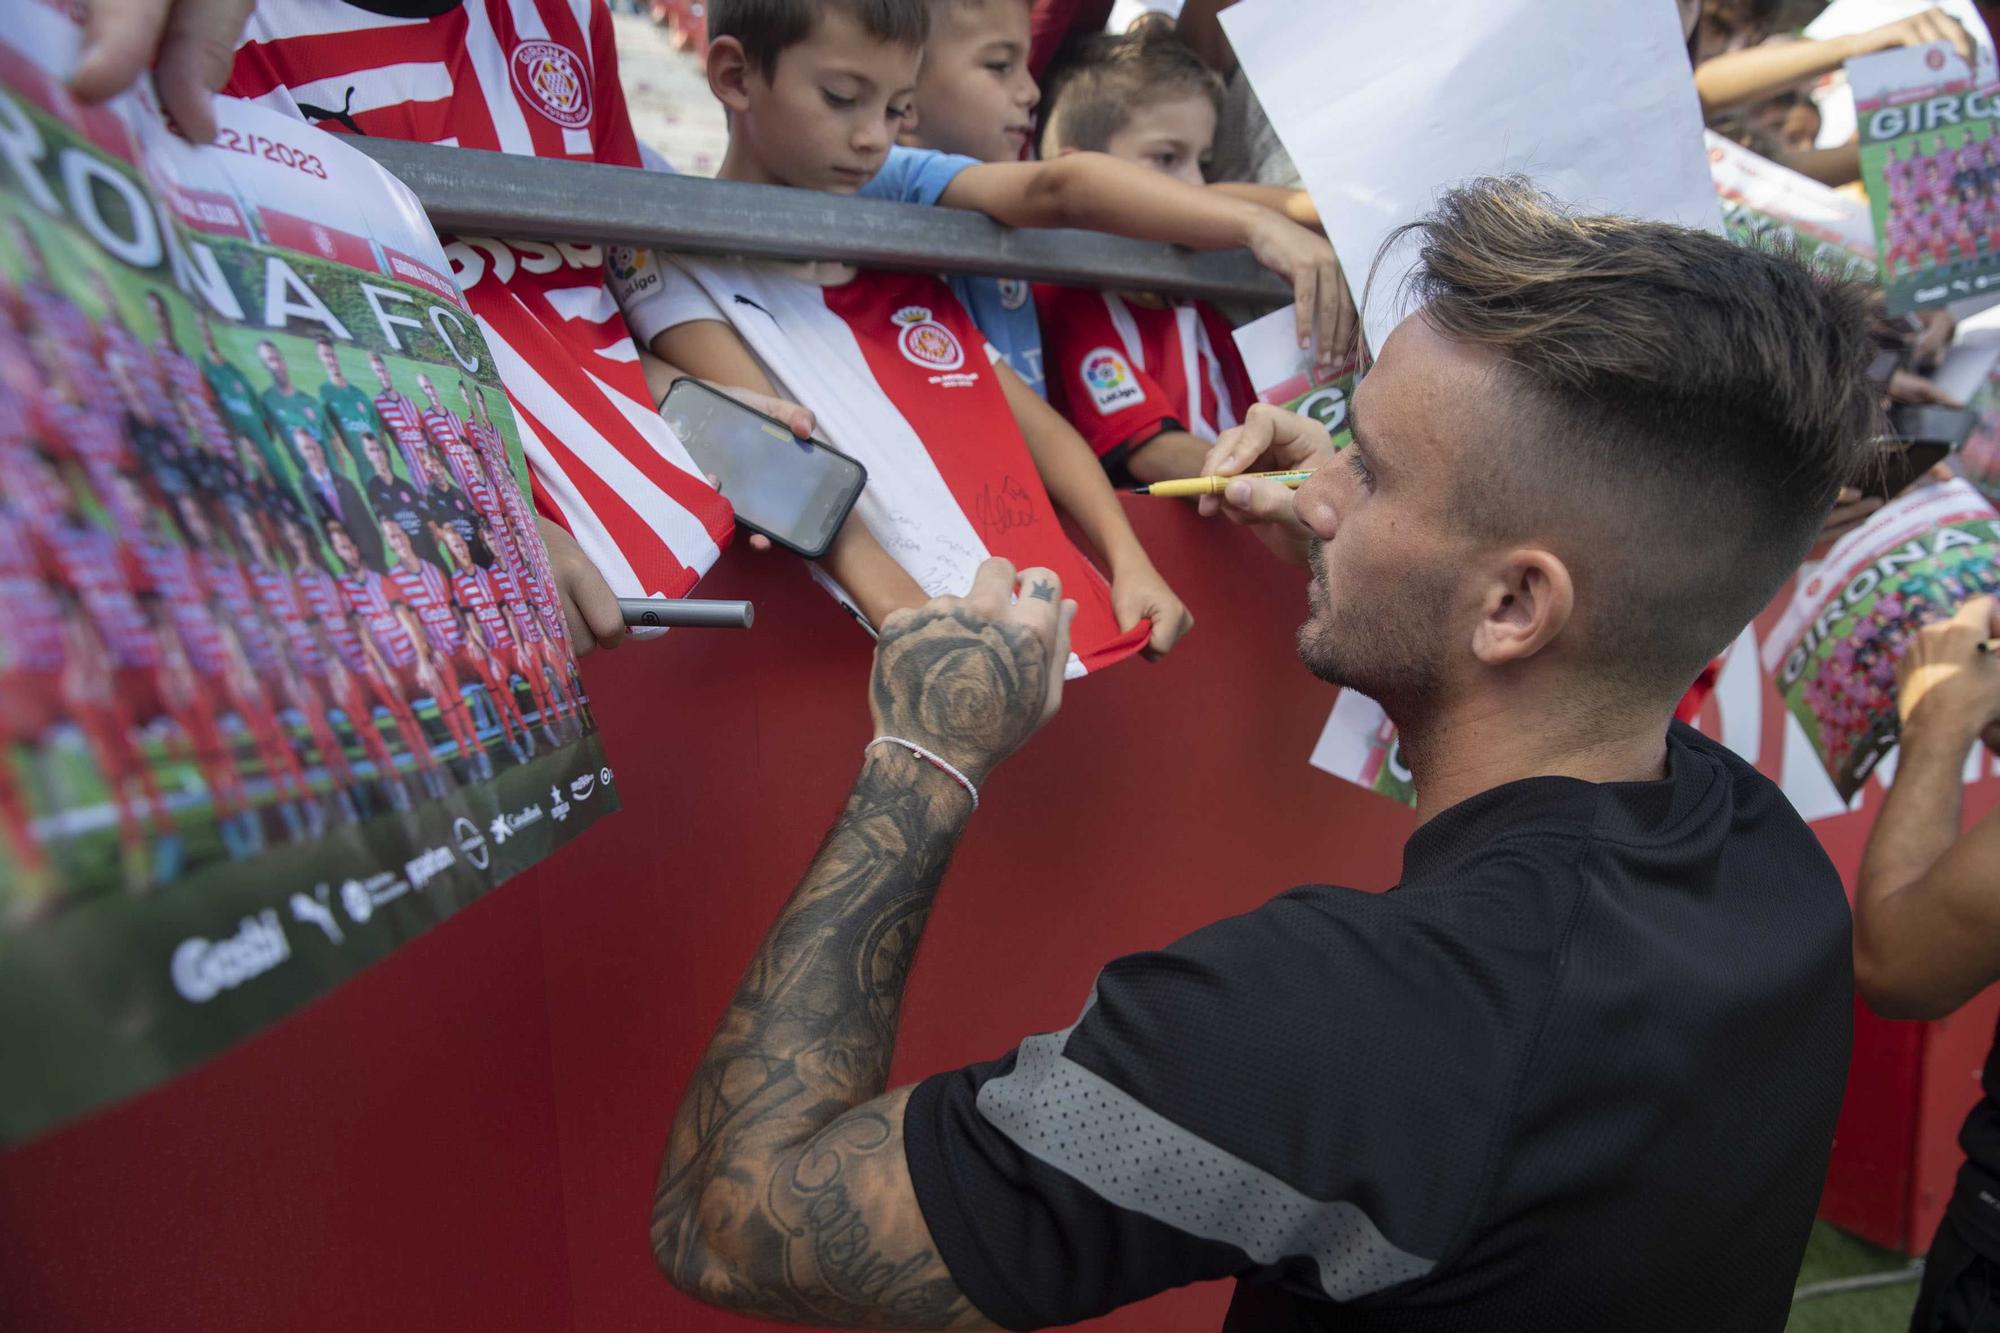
[1111,561,1193,660]
[536,516,627,654]
[1245,215,1356,378]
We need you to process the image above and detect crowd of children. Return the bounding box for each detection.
[0,221,586,924]
[610,0,1325,639]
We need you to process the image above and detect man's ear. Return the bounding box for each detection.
[708,36,755,115]
[1469,547,1574,666]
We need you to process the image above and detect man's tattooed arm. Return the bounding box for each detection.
[653,562,1074,1329]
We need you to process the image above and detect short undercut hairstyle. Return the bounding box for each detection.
[711,0,928,79]
[1041,26,1223,155]
[1396,177,1880,698]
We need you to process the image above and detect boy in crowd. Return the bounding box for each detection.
[856,0,1345,396]
[1035,27,1257,483]
[614,0,1190,657]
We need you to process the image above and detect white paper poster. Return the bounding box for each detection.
[1222,0,1723,357]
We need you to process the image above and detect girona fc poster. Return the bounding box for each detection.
[1762,478,2000,799]
[1851,40,2000,314]
[0,9,616,1143]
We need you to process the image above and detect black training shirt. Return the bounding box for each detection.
[904,723,1853,1331]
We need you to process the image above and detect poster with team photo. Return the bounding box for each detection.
[1706,130,1879,282]
[1762,478,2000,798]
[0,10,615,1143]
[1851,41,2000,313]
[1954,350,2000,498]
[1231,302,1361,449]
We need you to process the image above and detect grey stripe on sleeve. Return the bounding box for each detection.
[974,998,1436,1302]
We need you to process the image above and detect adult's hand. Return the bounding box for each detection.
[1898,596,2000,753]
[69,0,255,144]
[868,558,1074,787]
[1194,403,1331,564]
[537,515,626,655]
[1244,215,1355,377]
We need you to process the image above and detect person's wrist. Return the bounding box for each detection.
[1902,690,1988,750]
[863,737,983,812]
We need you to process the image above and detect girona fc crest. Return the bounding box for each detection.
[892,306,964,371]
[511,41,592,129]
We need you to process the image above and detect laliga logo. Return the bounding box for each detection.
[893,306,964,371]
[511,40,593,129]
[1085,352,1127,389]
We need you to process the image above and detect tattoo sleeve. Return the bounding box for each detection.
[651,746,992,1328]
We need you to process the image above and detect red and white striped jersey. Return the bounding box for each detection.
[0,507,64,676]
[388,556,464,656]
[373,386,434,487]
[200,551,282,676]
[225,0,731,599]
[124,534,227,677]
[251,561,326,677]
[40,521,158,672]
[296,562,367,674]
[153,339,231,451]
[453,564,517,652]
[338,567,417,668]
[1034,286,1255,472]
[495,564,545,645]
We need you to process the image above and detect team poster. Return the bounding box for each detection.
[1762,478,2000,798]
[1232,302,1360,449]
[1852,41,2000,314]
[1706,130,1879,283]
[0,12,616,1143]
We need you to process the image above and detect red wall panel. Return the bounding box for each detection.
[1,496,1992,1327]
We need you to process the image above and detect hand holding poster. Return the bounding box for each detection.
[1761,477,2000,797]
[1851,40,2000,313]
[0,9,615,1142]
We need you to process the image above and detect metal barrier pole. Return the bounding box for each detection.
[349,138,1293,309]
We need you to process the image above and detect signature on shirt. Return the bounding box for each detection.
[975,476,1035,537]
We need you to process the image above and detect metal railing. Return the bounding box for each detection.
[349,139,1292,309]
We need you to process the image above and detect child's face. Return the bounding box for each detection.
[907,0,1038,163]
[1099,92,1215,187]
[713,9,920,192]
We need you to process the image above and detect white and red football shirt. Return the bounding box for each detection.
[453,563,518,652]
[388,555,464,656]
[1034,286,1255,474]
[224,0,730,599]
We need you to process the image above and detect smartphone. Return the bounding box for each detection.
[660,378,866,559]
[1858,404,1973,500]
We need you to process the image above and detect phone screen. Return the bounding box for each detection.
[661,380,866,558]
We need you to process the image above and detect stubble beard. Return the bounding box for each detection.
[1296,538,1450,711]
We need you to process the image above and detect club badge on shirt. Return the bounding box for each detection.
[1081,348,1144,415]
[894,306,965,372]
[997,278,1030,310]
[511,40,592,129]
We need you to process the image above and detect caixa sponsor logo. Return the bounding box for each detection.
[170,911,291,1003]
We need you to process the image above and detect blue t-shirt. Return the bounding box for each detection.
[860,146,1046,398]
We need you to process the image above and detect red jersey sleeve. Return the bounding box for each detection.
[587,0,644,169]
[1033,284,1178,476]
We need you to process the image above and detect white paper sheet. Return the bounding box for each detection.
[1222,0,1723,357]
